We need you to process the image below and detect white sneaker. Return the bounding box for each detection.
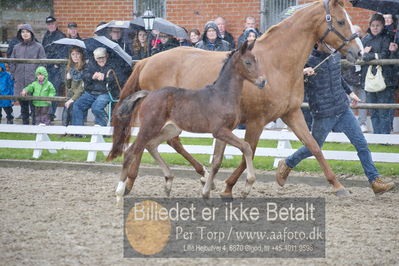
[360,124,368,133]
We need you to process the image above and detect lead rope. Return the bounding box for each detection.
[106,69,121,102]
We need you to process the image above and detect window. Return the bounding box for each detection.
[134,0,166,18]
[260,0,297,31]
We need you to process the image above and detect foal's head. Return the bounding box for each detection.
[231,41,266,89]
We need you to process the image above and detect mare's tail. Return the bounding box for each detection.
[107,59,149,161]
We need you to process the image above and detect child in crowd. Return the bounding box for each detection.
[0,63,14,124]
[21,66,56,125]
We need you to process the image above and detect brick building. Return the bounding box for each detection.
[1,0,375,44]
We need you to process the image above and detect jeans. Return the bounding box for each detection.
[285,108,379,183]
[72,92,110,126]
[366,87,394,134]
[353,85,367,126]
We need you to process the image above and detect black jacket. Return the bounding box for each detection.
[151,39,179,55]
[42,29,66,59]
[83,60,116,95]
[221,31,235,49]
[361,30,395,87]
[305,49,352,119]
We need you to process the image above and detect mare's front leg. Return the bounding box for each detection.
[202,139,226,198]
[167,136,210,187]
[281,109,346,193]
[213,128,256,198]
[221,121,264,198]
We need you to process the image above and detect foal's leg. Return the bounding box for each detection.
[167,137,210,186]
[115,139,146,205]
[282,109,346,193]
[221,121,264,198]
[202,139,226,198]
[146,124,182,196]
[213,128,256,198]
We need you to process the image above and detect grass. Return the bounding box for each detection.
[0,132,398,177]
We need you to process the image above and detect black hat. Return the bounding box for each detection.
[68,22,78,28]
[46,16,56,24]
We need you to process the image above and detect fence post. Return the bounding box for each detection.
[32,124,57,159]
[87,125,108,162]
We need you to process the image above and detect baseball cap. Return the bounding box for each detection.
[68,22,78,28]
[46,16,56,24]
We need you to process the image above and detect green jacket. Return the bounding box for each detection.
[23,66,56,107]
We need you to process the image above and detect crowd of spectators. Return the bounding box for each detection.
[1,12,398,135]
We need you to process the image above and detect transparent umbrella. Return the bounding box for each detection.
[131,17,189,39]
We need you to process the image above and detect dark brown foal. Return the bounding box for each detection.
[110,42,265,204]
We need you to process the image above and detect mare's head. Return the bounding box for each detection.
[317,0,363,62]
[232,41,266,89]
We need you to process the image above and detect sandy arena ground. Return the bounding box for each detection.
[0,166,398,266]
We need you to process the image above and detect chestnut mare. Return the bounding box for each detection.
[109,42,266,203]
[110,0,363,198]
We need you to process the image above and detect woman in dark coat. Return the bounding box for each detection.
[10,24,46,125]
[361,13,395,134]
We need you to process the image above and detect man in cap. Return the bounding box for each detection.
[41,16,66,121]
[66,22,81,39]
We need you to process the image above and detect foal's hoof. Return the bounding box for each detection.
[202,189,211,199]
[116,196,123,208]
[124,187,131,196]
[335,188,350,197]
[219,191,233,199]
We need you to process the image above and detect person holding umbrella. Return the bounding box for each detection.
[62,46,86,127]
[42,16,66,122]
[72,47,116,128]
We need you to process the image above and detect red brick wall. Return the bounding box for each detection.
[53,0,134,38]
[53,0,374,44]
[166,0,261,45]
[53,0,261,45]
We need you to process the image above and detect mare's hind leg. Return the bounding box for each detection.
[222,121,264,198]
[213,128,255,198]
[167,137,210,188]
[202,139,226,198]
[146,123,182,196]
[282,109,346,194]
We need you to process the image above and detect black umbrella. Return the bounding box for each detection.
[131,17,189,39]
[83,36,132,66]
[350,0,399,15]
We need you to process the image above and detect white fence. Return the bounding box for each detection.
[0,124,398,164]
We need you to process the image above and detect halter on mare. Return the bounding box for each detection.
[319,0,359,52]
[311,0,359,71]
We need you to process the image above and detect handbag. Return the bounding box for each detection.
[364,54,386,93]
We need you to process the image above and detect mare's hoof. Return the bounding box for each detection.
[241,191,250,199]
[335,189,350,197]
[219,191,233,199]
[124,187,131,196]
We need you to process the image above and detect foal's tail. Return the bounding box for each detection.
[107,59,149,161]
[107,60,149,161]
[107,90,150,161]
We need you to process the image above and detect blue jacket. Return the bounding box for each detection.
[0,63,14,107]
[305,49,352,119]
